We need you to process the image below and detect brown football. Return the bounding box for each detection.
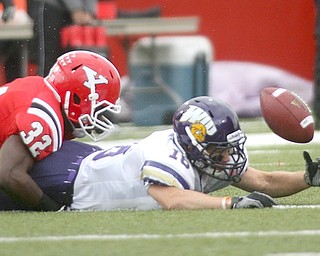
[260,87,314,143]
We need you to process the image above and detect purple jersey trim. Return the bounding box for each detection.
[143,160,190,189]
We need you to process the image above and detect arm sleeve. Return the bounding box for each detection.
[141,160,191,190]
[16,112,59,160]
[15,103,64,161]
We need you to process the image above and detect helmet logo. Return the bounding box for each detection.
[191,123,206,142]
[82,66,109,89]
[180,105,217,137]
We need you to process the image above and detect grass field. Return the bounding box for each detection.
[1,119,320,256]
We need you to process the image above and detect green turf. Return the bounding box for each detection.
[2,208,320,256]
[77,118,272,142]
[1,120,320,256]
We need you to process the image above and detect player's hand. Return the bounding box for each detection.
[231,191,277,209]
[303,151,320,186]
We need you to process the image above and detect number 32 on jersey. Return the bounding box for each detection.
[20,121,52,158]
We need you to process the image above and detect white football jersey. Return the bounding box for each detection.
[71,129,248,210]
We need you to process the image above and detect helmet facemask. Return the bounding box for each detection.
[184,126,247,182]
[77,96,121,142]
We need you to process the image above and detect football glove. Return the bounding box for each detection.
[231,191,277,209]
[303,151,320,186]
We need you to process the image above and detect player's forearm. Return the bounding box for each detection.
[0,135,61,211]
[148,185,227,210]
[148,185,276,209]
[237,167,309,198]
[255,171,309,198]
[4,163,61,211]
[3,174,61,211]
[7,171,41,204]
[165,190,225,209]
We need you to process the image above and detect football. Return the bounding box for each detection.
[260,87,314,143]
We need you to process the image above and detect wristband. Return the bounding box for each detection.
[221,196,231,209]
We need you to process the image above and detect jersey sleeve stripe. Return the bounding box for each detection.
[142,168,185,189]
[28,98,63,150]
[142,160,190,189]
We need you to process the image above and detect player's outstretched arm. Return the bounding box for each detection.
[0,135,61,211]
[147,185,276,209]
[234,166,309,198]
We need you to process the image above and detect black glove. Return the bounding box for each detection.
[303,151,320,186]
[1,0,15,22]
[231,191,277,209]
[34,194,62,212]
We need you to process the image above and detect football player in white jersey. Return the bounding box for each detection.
[0,96,318,211]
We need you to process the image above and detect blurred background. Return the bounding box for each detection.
[0,0,316,125]
[109,0,314,81]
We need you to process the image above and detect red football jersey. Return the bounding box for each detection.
[0,76,70,161]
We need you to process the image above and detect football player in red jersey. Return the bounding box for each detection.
[0,50,121,211]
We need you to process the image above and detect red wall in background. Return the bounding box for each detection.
[105,0,316,81]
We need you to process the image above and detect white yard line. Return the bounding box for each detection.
[273,205,320,209]
[1,230,320,243]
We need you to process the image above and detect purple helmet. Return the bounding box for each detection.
[173,96,247,182]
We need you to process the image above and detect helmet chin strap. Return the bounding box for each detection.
[64,91,71,116]
[88,82,99,118]
[73,128,86,138]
